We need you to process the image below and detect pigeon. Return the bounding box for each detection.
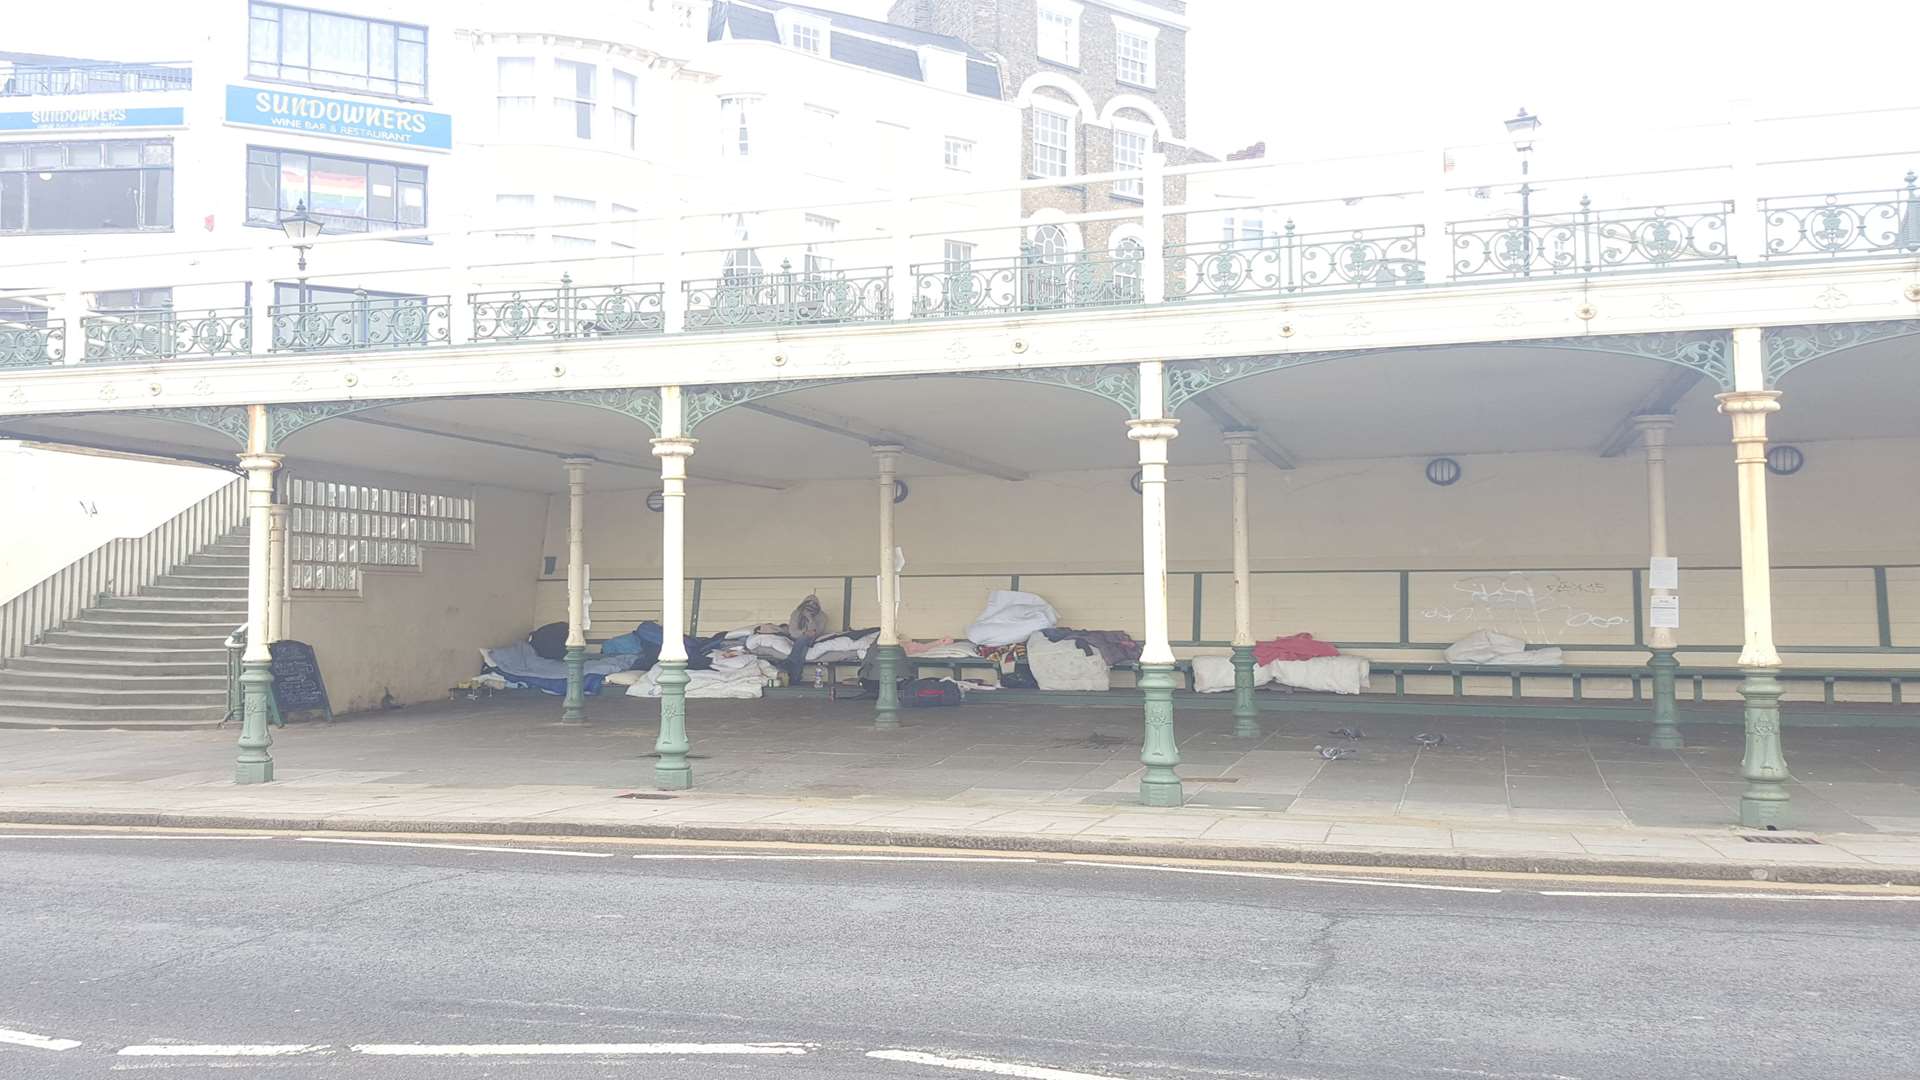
[1327,726,1365,740]
[1412,732,1445,747]
[1315,745,1359,761]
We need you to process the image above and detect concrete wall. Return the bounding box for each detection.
[289,482,544,713]
[532,436,1920,698]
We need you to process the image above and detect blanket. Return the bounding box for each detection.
[1024,630,1110,691]
[966,590,1059,647]
[1262,655,1371,695]
[1190,654,1275,693]
[1039,627,1142,667]
[479,641,633,696]
[807,628,880,663]
[1443,629,1565,666]
[624,659,775,700]
[1253,633,1340,665]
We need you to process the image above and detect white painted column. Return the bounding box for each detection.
[234,404,281,784]
[1636,414,1682,748]
[1129,360,1182,806]
[873,444,906,727]
[265,502,289,643]
[1142,151,1168,304]
[559,457,592,724]
[1718,326,1789,827]
[652,386,696,788]
[1222,431,1259,736]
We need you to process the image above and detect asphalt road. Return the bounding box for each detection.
[1,831,1916,1080]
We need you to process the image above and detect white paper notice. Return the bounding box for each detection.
[1649,557,1679,590]
[1649,593,1680,629]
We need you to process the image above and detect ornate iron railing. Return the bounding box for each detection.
[0,319,65,367]
[81,307,251,362]
[911,252,1145,318]
[268,292,449,353]
[1448,197,1733,279]
[0,60,192,96]
[471,277,665,342]
[1165,224,1425,301]
[1759,172,1920,260]
[683,263,892,331]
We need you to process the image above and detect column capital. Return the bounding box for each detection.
[237,452,283,473]
[1631,413,1675,433]
[871,442,906,459]
[561,455,597,468]
[651,435,697,460]
[1715,389,1781,416]
[1220,429,1258,448]
[1126,417,1181,443]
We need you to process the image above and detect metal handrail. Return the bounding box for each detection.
[0,476,246,665]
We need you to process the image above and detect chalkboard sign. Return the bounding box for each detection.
[268,640,334,723]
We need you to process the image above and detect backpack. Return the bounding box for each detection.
[902,677,963,708]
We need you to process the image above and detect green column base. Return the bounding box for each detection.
[654,660,692,790]
[1647,648,1682,749]
[560,644,587,724]
[872,644,905,730]
[1230,645,1260,738]
[1137,662,1183,807]
[1737,668,1791,828]
[234,661,275,785]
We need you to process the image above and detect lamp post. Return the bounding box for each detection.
[278,200,324,308]
[1505,108,1541,276]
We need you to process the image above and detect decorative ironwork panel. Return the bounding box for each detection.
[1448,198,1732,279]
[1760,173,1920,260]
[1167,351,1373,412]
[471,278,665,342]
[0,319,65,367]
[136,405,252,446]
[1765,320,1920,385]
[269,293,450,353]
[683,265,891,331]
[524,387,663,434]
[82,308,251,362]
[912,251,1144,318]
[960,364,1141,415]
[683,379,837,430]
[1165,224,1425,302]
[267,397,423,449]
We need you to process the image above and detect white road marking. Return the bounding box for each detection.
[0,1027,81,1051]
[0,835,269,841]
[117,1045,323,1056]
[350,1042,813,1056]
[868,1049,1128,1079]
[629,854,1036,863]
[1061,860,1504,893]
[294,837,614,858]
[1539,890,1920,902]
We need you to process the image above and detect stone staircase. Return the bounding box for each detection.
[0,529,249,730]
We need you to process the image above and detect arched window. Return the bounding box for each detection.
[1032,223,1069,263]
[1112,236,1144,298]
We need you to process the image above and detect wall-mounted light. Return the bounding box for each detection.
[1129,469,1144,495]
[1426,457,1462,486]
[1766,445,1805,476]
[893,479,909,504]
[645,489,665,512]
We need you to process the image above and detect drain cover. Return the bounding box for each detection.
[1741,834,1820,844]
[615,792,677,800]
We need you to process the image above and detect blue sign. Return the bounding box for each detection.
[0,106,185,131]
[224,85,451,150]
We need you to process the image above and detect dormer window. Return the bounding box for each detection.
[1112,16,1161,88]
[1037,0,1081,67]
[786,15,827,54]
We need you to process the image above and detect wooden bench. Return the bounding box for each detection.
[1367,661,1913,705]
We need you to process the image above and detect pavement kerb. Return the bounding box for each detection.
[4,809,1916,888]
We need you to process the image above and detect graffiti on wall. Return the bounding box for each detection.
[1413,572,1628,644]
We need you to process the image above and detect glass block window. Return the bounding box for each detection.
[286,477,473,592]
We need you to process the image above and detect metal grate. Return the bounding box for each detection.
[1741,834,1821,844]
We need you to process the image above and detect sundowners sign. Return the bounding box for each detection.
[224,85,451,150]
[0,106,185,131]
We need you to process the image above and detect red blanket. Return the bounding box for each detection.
[1253,633,1339,665]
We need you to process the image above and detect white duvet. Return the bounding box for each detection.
[1024,630,1110,691]
[1190,654,1273,693]
[623,658,776,700]
[1443,629,1565,666]
[1262,655,1372,695]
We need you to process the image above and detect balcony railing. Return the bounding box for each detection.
[1166,224,1425,302]
[0,320,65,367]
[683,263,892,331]
[1448,197,1734,279]
[471,277,665,343]
[911,251,1144,318]
[1759,172,1920,261]
[82,307,251,362]
[268,293,449,354]
[0,61,191,96]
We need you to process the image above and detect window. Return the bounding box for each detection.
[805,105,837,167]
[1037,3,1079,66]
[0,138,173,234]
[553,195,595,249]
[943,239,974,273]
[285,476,472,592]
[1112,128,1148,199]
[248,3,427,99]
[271,282,432,354]
[554,60,595,140]
[1116,29,1154,86]
[791,21,823,53]
[1222,215,1267,248]
[722,214,761,283]
[1032,109,1071,178]
[246,146,425,234]
[943,136,973,172]
[1112,236,1144,296]
[719,96,756,158]
[496,58,536,138]
[1031,224,1069,261]
[804,213,837,273]
[493,193,534,246]
[613,70,638,151]
[610,202,637,249]
[91,287,174,313]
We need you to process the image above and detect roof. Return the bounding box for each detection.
[709,0,1003,97]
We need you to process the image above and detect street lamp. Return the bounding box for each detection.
[1504,108,1541,276]
[278,200,324,308]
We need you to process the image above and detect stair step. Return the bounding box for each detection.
[0,670,228,692]
[42,630,231,649]
[88,606,248,621]
[0,686,228,707]
[145,581,249,594]
[0,700,228,722]
[0,704,228,730]
[160,569,250,582]
[24,643,230,664]
[61,619,241,635]
[4,656,228,676]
